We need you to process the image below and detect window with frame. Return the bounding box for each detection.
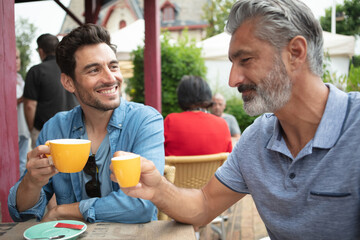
[163,6,174,22]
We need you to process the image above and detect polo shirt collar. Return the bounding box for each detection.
[267,83,348,154]
[312,83,348,149]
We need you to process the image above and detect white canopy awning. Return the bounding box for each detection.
[323,31,355,58]
[198,31,356,60]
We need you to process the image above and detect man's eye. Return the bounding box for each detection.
[89,68,99,73]
[110,65,120,70]
[241,58,251,63]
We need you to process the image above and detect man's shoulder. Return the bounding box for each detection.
[38,106,82,143]
[125,100,161,115]
[348,91,360,103]
[241,114,276,138]
[46,106,80,124]
[26,58,59,75]
[26,62,43,74]
[115,100,163,123]
[222,113,237,121]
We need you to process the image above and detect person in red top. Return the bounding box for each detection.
[164,75,232,156]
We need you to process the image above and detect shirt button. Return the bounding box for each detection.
[289,173,296,179]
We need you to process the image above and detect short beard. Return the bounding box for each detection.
[239,54,292,116]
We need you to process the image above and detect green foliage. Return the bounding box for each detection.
[202,0,233,38]
[224,96,257,132]
[15,17,37,78]
[346,64,360,92]
[320,0,360,36]
[352,55,360,67]
[322,52,360,92]
[322,53,347,90]
[126,32,207,117]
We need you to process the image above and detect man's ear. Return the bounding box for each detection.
[286,35,307,71]
[38,48,46,61]
[61,73,75,93]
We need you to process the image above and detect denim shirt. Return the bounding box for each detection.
[8,98,165,223]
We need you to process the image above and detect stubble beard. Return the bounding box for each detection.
[75,81,121,112]
[240,55,292,116]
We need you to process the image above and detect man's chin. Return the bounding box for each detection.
[243,100,266,117]
[97,100,120,111]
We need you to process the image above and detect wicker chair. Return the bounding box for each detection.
[165,152,229,239]
[165,152,229,189]
[157,165,176,221]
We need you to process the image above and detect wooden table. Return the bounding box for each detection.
[0,220,196,240]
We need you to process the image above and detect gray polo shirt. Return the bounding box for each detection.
[215,84,360,240]
[222,113,241,136]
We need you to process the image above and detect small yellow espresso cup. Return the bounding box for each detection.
[46,139,91,173]
[111,154,141,187]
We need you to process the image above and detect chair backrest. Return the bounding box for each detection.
[158,165,176,221]
[163,165,176,184]
[165,152,229,189]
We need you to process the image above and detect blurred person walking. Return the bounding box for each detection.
[23,33,78,149]
[16,47,30,176]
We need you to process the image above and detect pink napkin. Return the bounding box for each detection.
[54,222,85,230]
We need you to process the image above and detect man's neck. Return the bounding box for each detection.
[83,108,114,154]
[276,76,329,158]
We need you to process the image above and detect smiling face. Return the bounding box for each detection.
[71,43,123,112]
[228,21,292,116]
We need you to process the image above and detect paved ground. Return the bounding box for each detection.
[199,195,269,240]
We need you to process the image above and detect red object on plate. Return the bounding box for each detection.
[54,222,85,230]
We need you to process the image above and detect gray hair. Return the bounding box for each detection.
[213,93,225,101]
[226,0,324,76]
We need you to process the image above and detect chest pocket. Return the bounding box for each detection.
[309,190,352,201]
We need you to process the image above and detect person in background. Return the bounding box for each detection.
[16,47,30,176]
[8,24,164,223]
[113,0,360,239]
[23,33,78,149]
[164,75,232,156]
[211,93,241,141]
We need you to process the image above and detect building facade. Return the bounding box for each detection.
[60,0,209,41]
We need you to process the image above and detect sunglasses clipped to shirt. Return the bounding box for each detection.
[83,154,101,198]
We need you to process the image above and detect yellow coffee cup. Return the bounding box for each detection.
[111,154,141,187]
[46,139,91,173]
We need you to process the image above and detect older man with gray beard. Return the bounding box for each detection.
[112,0,360,239]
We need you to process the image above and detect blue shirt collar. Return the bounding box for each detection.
[71,97,128,134]
[107,97,127,129]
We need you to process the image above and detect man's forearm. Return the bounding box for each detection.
[24,98,37,131]
[151,177,209,227]
[151,176,245,227]
[42,203,83,222]
[16,174,43,212]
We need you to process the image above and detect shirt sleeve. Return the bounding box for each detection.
[228,115,241,135]
[80,106,165,223]
[215,139,249,194]
[7,180,48,221]
[23,66,40,101]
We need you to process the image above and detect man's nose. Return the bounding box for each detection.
[229,64,245,88]
[103,67,120,83]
